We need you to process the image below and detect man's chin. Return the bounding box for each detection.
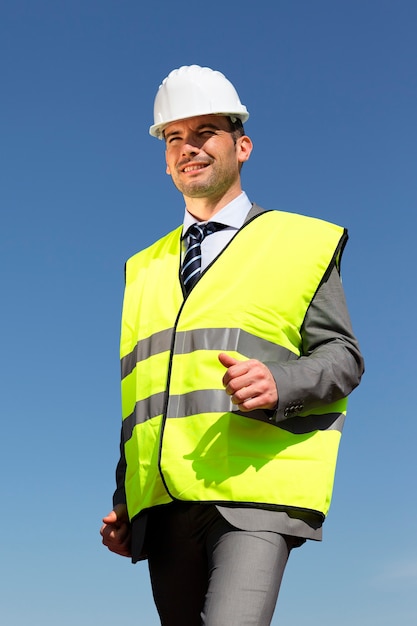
[175,182,214,198]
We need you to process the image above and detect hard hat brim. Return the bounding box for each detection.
[149,111,249,140]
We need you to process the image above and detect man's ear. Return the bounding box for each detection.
[237,135,253,164]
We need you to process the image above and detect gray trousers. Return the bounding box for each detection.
[146,502,303,625]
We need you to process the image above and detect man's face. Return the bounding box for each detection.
[164,115,252,201]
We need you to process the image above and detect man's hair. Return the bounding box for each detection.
[228,118,247,171]
[228,117,245,143]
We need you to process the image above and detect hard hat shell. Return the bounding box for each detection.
[149,65,249,139]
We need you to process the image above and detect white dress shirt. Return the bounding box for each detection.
[182,192,252,270]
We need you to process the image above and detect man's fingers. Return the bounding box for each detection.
[219,353,250,388]
[101,523,129,545]
[221,358,278,411]
[100,520,132,557]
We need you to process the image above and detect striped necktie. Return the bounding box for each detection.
[181,222,227,293]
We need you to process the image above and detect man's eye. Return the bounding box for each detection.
[167,136,181,144]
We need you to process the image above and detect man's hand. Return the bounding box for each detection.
[100,503,132,558]
[218,352,278,412]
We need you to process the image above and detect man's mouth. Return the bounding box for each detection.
[182,163,209,173]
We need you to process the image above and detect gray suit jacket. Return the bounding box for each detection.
[114,204,364,562]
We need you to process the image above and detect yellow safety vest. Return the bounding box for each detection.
[120,210,348,522]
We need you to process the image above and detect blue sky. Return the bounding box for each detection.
[1,1,416,624]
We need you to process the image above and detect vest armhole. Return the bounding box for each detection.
[300,227,349,333]
[322,227,348,283]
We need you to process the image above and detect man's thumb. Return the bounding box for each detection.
[218,352,238,368]
[102,504,128,524]
[102,510,117,524]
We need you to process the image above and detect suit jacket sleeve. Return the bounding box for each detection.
[112,427,127,507]
[265,266,364,422]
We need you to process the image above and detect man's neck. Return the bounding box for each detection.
[184,187,243,222]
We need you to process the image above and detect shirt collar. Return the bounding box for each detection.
[182,192,252,238]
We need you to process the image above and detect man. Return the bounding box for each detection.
[101,65,364,625]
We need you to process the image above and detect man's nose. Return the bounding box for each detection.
[181,133,204,155]
[181,142,199,157]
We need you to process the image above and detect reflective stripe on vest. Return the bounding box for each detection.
[120,210,348,520]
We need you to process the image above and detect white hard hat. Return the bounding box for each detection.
[149,65,249,139]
